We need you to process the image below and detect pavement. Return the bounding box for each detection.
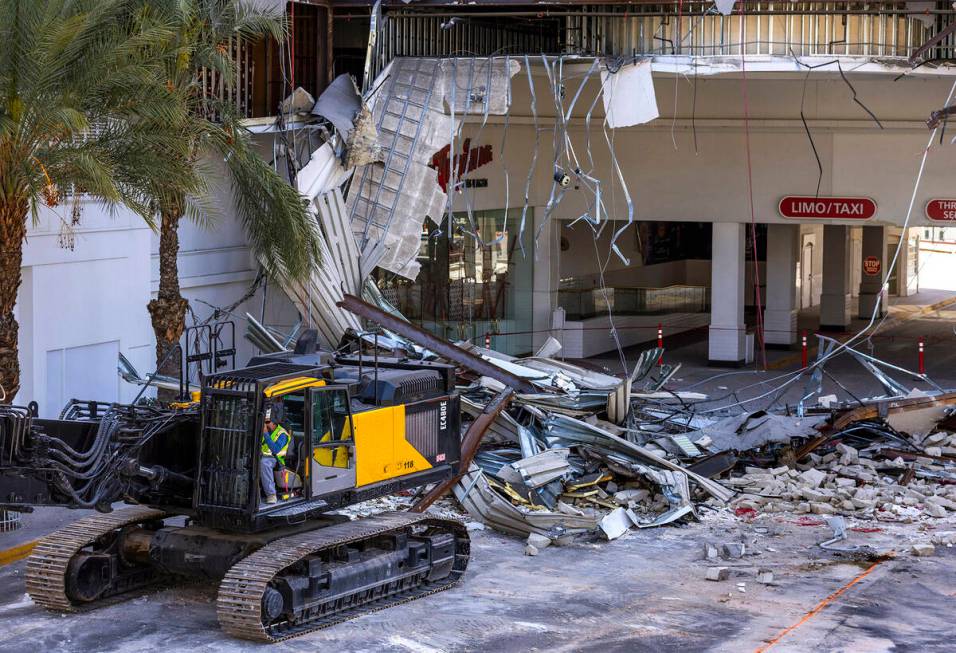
[0,280,955,651]
[587,286,956,414]
[0,506,953,652]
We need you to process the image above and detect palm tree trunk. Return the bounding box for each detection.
[147,198,188,396]
[0,197,27,404]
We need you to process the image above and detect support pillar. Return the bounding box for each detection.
[531,209,560,351]
[763,224,799,347]
[708,223,746,365]
[820,225,852,331]
[858,225,887,318]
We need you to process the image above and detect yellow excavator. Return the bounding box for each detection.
[0,331,467,642]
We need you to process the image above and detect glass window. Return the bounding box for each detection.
[279,391,306,435]
[375,208,533,355]
[312,389,351,469]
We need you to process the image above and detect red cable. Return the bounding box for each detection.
[737,8,768,371]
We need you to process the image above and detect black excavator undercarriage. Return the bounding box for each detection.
[0,333,469,642]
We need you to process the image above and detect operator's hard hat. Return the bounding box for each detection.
[264,403,284,423]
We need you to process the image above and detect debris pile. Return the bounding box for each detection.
[443,341,734,545]
[330,293,956,549]
[729,426,956,522]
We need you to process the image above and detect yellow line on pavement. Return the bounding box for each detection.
[0,540,36,566]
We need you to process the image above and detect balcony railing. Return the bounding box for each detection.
[566,2,936,58]
[371,2,955,70]
[559,284,709,320]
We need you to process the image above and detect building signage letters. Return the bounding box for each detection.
[778,196,876,220]
[926,199,956,221]
[863,256,881,276]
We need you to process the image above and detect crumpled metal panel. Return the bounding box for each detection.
[347,57,520,281]
[688,411,826,453]
[497,448,571,489]
[276,187,362,348]
[453,464,600,538]
[543,413,735,503]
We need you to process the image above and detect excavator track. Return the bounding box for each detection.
[217,511,469,642]
[26,505,167,612]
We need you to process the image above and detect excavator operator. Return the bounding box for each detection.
[260,405,290,504]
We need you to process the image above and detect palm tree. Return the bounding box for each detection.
[0,0,202,400]
[143,0,320,385]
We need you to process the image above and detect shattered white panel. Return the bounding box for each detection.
[907,1,936,29]
[348,57,520,281]
[439,57,522,115]
[601,60,659,128]
[347,58,448,280]
[714,0,736,16]
[297,142,351,199]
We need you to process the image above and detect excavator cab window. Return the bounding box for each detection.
[310,387,354,474]
[308,386,356,495]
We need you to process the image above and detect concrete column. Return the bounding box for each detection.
[858,225,888,318]
[708,222,746,365]
[820,225,852,330]
[531,210,561,351]
[763,224,799,347]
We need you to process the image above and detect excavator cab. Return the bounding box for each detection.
[195,358,461,532]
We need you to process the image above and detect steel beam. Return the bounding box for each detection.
[337,294,537,393]
[411,388,514,512]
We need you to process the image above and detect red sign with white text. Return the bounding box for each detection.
[863,256,881,276]
[926,199,956,221]
[778,196,876,220]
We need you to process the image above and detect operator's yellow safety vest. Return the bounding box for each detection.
[261,425,290,466]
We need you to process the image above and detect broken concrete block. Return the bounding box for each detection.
[924,502,948,518]
[802,489,830,502]
[925,446,943,457]
[931,530,956,546]
[923,432,949,446]
[721,542,746,559]
[795,502,811,514]
[524,544,539,556]
[851,498,877,510]
[800,468,827,488]
[756,569,774,584]
[811,502,837,515]
[599,507,632,540]
[928,495,956,510]
[703,543,719,561]
[706,567,730,581]
[526,533,552,550]
[836,443,859,465]
[614,489,650,505]
[911,543,935,557]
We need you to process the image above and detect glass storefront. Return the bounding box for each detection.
[375,208,534,355]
